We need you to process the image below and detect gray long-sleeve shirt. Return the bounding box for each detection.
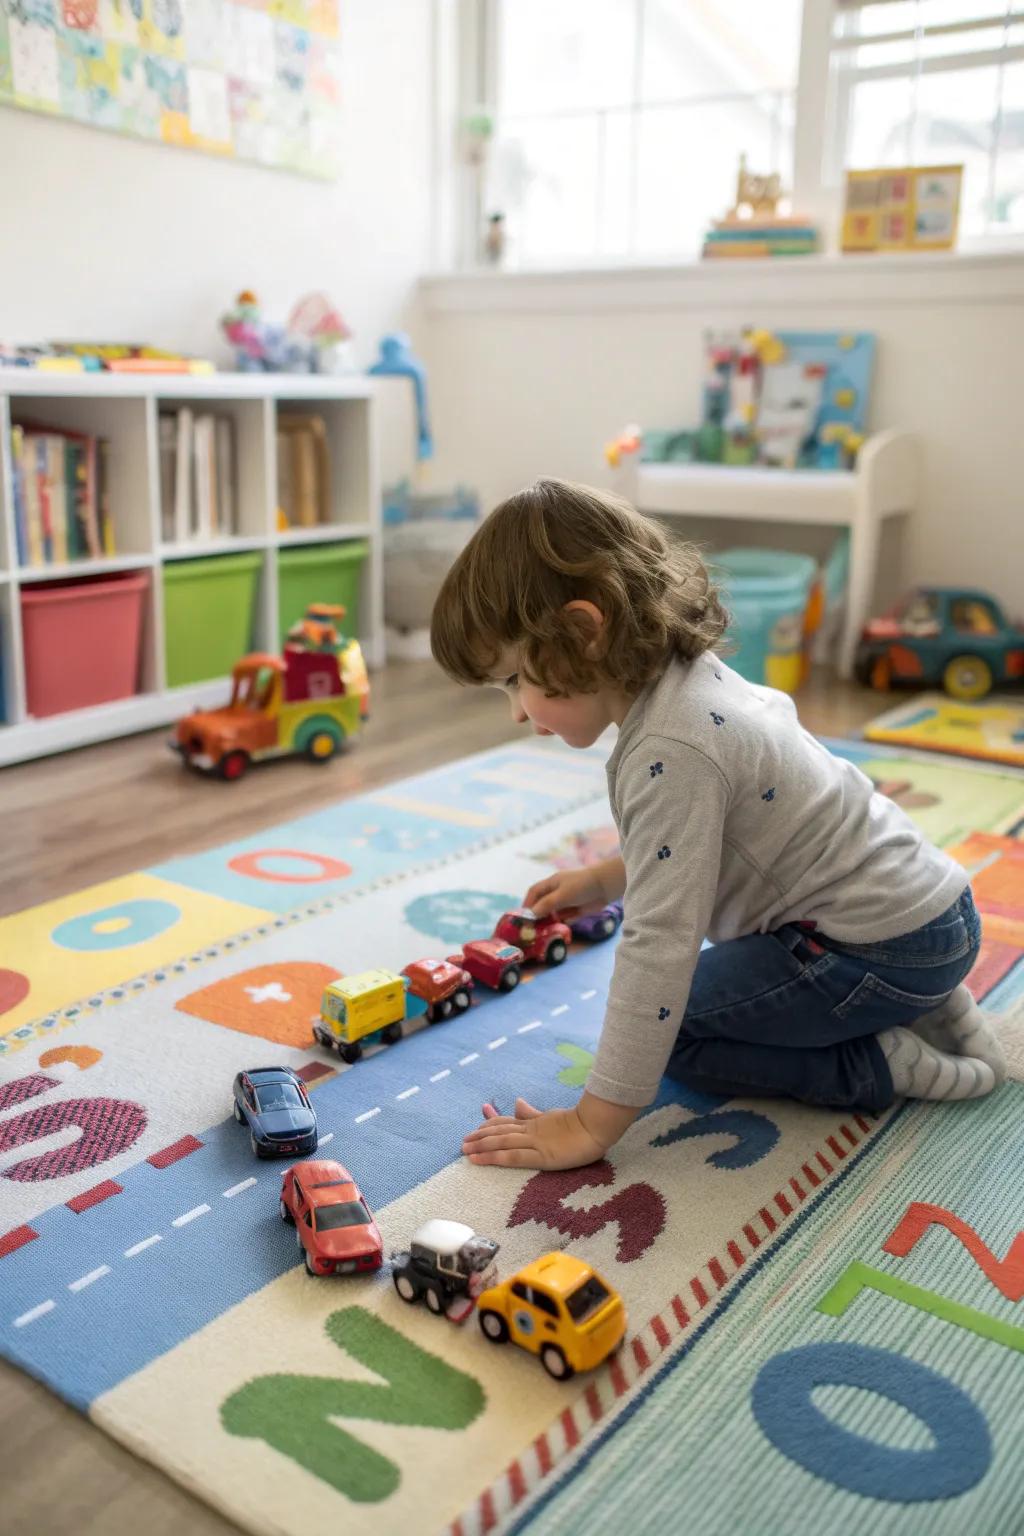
[587,653,968,1107]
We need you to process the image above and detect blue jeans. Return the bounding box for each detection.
[666,888,982,1115]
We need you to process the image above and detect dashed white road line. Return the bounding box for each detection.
[488,1036,507,1050]
[14,1300,55,1328]
[396,1086,420,1101]
[551,1004,569,1016]
[68,1266,111,1293]
[222,1178,256,1200]
[430,1069,451,1083]
[517,1021,543,1034]
[581,989,597,1000]
[355,1107,381,1123]
[459,1052,480,1066]
[319,1132,334,1145]
[172,1204,210,1228]
[124,1235,162,1258]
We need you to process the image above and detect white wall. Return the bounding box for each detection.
[420,255,1024,621]
[0,0,434,368]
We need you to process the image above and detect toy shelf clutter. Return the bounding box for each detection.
[0,372,383,766]
[623,427,920,679]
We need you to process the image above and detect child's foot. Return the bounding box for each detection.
[910,984,1008,1087]
[878,1025,996,1101]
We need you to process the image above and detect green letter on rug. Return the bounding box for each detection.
[221,1306,486,1502]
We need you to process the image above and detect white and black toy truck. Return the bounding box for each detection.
[390,1219,500,1323]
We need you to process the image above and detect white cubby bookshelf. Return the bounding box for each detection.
[0,372,383,767]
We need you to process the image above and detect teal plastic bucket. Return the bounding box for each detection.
[715,548,817,692]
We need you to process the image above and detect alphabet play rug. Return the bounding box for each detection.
[2,736,1023,1536]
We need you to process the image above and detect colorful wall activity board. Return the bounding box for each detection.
[0,1,341,180]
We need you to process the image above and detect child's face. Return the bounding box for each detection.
[487,647,621,749]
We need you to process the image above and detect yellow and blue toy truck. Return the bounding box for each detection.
[313,969,428,1063]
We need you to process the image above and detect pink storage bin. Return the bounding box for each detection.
[21,570,148,718]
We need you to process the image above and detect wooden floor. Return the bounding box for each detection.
[0,659,890,1536]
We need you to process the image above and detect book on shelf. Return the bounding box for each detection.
[161,407,237,545]
[277,413,329,529]
[10,422,109,568]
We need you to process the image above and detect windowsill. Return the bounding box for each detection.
[420,245,1024,313]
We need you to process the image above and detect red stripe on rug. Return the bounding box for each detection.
[651,1313,671,1350]
[826,1135,847,1160]
[774,1191,793,1217]
[816,1151,834,1174]
[841,1122,859,1147]
[727,1240,744,1269]
[610,1355,629,1396]
[708,1256,728,1290]
[632,1336,651,1371]
[691,1275,710,1309]
[147,1135,203,1169]
[790,1176,806,1201]
[586,1382,604,1421]
[801,1162,821,1187]
[743,1223,761,1248]
[854,1112,871,1133]
[0,1225,38,1259]
[480,1488,497,1532]
[671,1295,691,1328]
[760,1205,778,1232]
[295,1061,334,1085]
[561,1407,580,1448]
[450,1520,464,1536]
[66,1179,122,1213]
[508,1459,527,1504]
[535,1433,553,1475]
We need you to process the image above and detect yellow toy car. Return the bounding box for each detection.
[314,969,427,1064]
[476,1251,626,1380]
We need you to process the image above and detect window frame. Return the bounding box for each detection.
[443,0,1024,270]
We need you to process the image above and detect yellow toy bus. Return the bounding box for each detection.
[314,969,428,1063]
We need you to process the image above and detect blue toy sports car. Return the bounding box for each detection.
[232,1066,318,1159]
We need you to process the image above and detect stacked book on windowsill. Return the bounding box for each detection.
[701,215,820,259]
[10,423,115,567]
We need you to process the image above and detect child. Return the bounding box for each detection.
[430,478,1006,1172]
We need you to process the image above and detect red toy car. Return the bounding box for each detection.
[279,1158,383,1277]
[493,908,571,966]
[402,958,474,1022]
[447,938,525,992]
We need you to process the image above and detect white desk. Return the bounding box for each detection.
[625,429,921,678]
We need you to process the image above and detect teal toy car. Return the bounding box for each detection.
[854,588,1024,700]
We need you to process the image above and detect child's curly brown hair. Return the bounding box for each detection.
[430,478,729,697]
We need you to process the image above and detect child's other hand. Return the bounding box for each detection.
[523,866,608,921]
[463,1098,606,1171]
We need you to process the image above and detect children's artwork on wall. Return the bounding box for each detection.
[842,166,963,253]
[0,0,341,180]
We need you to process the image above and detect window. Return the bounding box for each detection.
[828,1,1024,240]
[479,0,802,265]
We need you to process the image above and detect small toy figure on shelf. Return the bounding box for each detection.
[280,1159,384,1277]
[220,290,352,374]
[171,618,368,779]
[483,212,507,265]
[477,1252,626,1380]
[391,1220,500,1323]
[854,587,1024,699]
[232,1067,318,1159]
[369,332,434,461]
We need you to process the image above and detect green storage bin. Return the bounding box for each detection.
[163,551,263,688]
[277,540,368,650]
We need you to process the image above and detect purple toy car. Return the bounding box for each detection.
[570,902,624,942]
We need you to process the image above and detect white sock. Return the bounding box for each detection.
[878,1026,996,1101]
[910,984,1008,1087]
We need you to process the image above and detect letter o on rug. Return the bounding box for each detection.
[751,1341,991,1500]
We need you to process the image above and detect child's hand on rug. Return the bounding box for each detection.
[462,1092,638,1170]
[524,856,625,920]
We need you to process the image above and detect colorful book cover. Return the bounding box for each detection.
[46,436,68,564]
[98,438,115,556]
[19,433,42,568]
[65,439,85,560]
[34,437,53,564]
[10,425,27,565]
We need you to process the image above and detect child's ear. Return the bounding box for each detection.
[564,600,604,657]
